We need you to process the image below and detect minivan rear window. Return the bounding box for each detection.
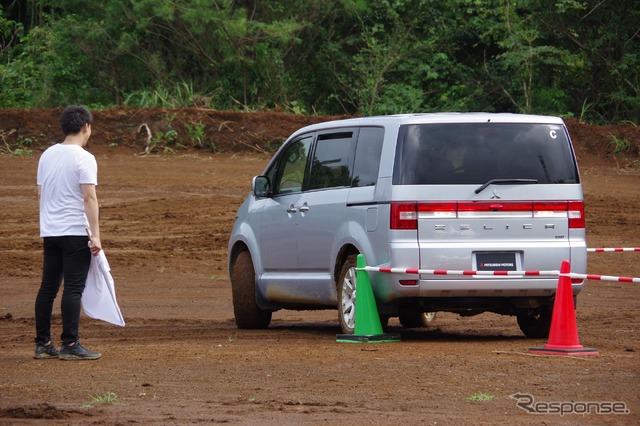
[393,123,579,185]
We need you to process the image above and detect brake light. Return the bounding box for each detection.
[418,202,457,218]
[533,201,568,218]
[568,201,585,228]
[391,202,418,229]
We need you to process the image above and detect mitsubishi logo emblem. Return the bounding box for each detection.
[491,189,501,199]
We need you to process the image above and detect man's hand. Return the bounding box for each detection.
[86,227,102,255]
[89,237,102,255]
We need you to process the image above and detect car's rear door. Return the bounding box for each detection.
[393,121,584,279]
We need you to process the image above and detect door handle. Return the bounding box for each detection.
[299,203,310,213]
[286,204,298,213]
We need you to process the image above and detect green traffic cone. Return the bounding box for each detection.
[336,254,401,343]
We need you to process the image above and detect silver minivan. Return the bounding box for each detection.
[228,113,587,338]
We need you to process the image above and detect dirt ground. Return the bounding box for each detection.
[1,108,639,425]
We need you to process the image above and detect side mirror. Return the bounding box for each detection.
[252,176,271,198]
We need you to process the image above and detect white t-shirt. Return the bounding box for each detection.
[37,143,98,237]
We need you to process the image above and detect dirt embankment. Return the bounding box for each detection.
[1,108,638,165]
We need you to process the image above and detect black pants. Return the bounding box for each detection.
[35,236,91,345]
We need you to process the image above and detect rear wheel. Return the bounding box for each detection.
[337,254,358,334]
[231,251,272,329]
[517,305,552,338]
[337,254,393,334]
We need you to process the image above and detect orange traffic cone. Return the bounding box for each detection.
[528,260,598,356]
[336,255,400,343]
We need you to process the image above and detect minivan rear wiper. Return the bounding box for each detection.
[474,179,538,194]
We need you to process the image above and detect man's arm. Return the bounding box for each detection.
[82,183,102,254]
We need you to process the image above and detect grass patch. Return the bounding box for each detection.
[608,132,640,167]
[466,392,496,402]
[609,133,631,156]
[83,392,119,408]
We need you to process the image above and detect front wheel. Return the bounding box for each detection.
[231,250,272,329]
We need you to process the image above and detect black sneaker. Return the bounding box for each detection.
[34,342,59,359]
[59,341,101,361]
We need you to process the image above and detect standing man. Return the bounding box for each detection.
[34,105,102,360]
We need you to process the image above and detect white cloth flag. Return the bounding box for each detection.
[82,250,125,326]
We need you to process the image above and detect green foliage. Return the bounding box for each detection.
[138,113,187,154]
[0,25,49,107]
[608,125,639,167]
[83,392,119,408]
[0,7,23,51]
[372,84,425,115]
[0,0,638,123]
[145,129,181,154]
[124,82,207,109]
[466,392,496,402]
[0,131,33,156]
[609,134,630,156]
[185,122,206,147]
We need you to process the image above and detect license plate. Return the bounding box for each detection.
[476,253,517,271]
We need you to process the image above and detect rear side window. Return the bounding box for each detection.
[352,127,384,187]
[393,123,579,185]
[309,132,353,190]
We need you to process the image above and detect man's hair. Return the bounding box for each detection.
[60,105,93,136]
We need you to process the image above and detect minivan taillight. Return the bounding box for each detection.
[391,200,585,229]
[418,202,457,218]
[391,202,418,229]
[568,201,585,229]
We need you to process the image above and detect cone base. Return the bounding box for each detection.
[528,346,599,356]
[336,333,401,343]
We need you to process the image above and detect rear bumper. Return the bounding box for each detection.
[417,277,583,297]
[373,275,583,302]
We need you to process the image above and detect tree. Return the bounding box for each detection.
[0,0,637,122]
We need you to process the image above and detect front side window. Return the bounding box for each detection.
[393,123,579,185]
[272,136,313,195]
[308,132,353,190]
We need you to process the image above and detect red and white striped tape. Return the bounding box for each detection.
[362,266,559,277]
[360,266,640,283]
[588,247,640,252]
[565,272,640,283]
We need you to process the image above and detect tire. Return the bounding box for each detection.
[517,305,552,338]
[337,254,392,334]
[399,311,421,328]
[231,251,272,329]
[380,315,390,330]
[337,254,358,334]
